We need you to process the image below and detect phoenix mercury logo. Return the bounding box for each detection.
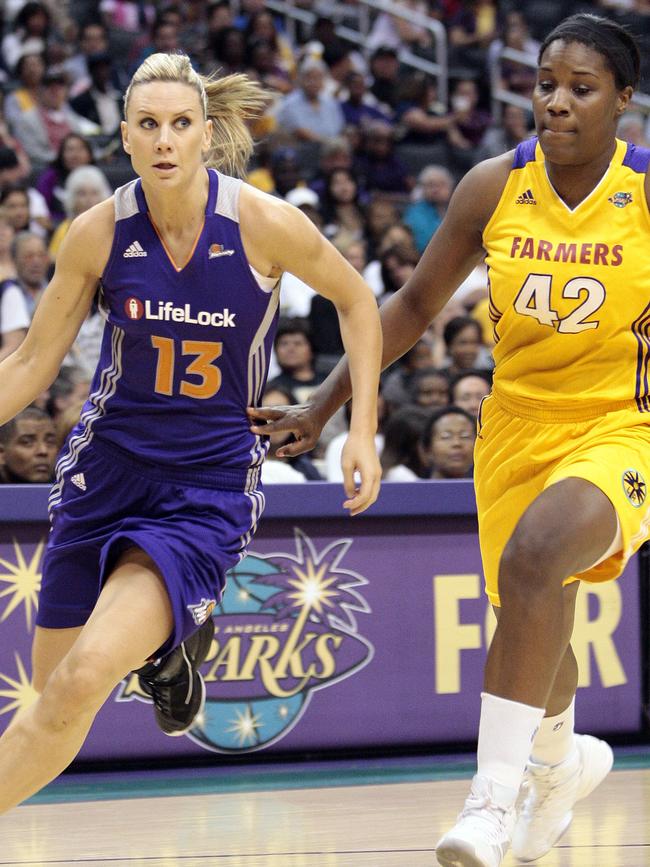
[117,531,374,753]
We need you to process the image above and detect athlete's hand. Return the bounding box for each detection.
[340,431,381,516]
[246,403,324,456]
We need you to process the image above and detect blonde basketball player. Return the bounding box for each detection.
[249,14,650,867]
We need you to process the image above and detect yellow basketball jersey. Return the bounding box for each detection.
[483,137,650,421]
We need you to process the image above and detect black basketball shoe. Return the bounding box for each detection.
[136,617,215,737]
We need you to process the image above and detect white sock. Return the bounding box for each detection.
[530,699,576,766]
[477,692,546,800]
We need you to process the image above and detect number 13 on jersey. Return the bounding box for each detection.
[513,274,605,333]
[151,336,223,399]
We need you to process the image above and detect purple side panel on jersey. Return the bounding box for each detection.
[512,137,538,169]
[622,142,650,174]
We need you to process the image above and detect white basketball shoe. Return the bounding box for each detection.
[435,774,517,867]
[511,734,614,862]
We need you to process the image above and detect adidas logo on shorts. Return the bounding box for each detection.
[123,240,148,257]
[71,472,87,491]
[516,188,536,205]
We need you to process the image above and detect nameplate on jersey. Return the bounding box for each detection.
[124,296,236,328]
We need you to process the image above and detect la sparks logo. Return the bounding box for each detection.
[622,469,646,508]
[118,530,374,753]
[608,191,633,208]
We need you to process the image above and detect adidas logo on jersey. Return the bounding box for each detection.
[71,472,87,491]
[123,241,148,258]
[516,189,536,205]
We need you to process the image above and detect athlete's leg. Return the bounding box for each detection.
[485,477,617,706]
[32,626,84,692]
[436,479,618,867]
[0,547,174,814]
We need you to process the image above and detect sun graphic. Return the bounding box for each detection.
[0,538,44,631]
[226,704,263,747]
[623,469,646,508]
[285,560,342,615]
[0,652,38,719]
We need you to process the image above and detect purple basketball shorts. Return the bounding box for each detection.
[38,437,264,655]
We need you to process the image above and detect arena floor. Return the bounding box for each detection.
[2,751,650,866]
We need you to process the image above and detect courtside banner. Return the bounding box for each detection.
[0,484,642,759]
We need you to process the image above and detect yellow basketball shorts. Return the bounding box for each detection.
[474,396,650,607]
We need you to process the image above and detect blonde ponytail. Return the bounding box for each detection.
[124,53,269,177]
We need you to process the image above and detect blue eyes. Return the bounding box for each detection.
[139,117,191,129]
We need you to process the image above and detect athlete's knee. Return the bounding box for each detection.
[39,650,121,725]
[499,524,566,601]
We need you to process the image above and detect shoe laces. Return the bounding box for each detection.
[518,759,578,822]
[457,790,512,844]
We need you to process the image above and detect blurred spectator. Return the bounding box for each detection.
[382,336,434,409]
[617,112,650,148]
[486,10,539,78]
[259,384,323,483]
[443,315,492,376]
[321,168,366,244]
[64,21,127,98]
[12,231,50,316]
[407,366,451,409]
[308,136,353,198]
[367,0,433,54]
[233,0,267,31]
[446,77,492,166]
[35,132,94,223]
[365,196,401,258]
[4,52,45,130]
[403,164,454,252]
[321,42,355,99]
[246,37,293,94]
[450,369,492,418]
[244,10,295,80]
[100,0,156,33]
[0,210,17,282]
[49,165,112,259]
[209,26,248,75]
[479,103,532,159]
[395,72,453,146]
[0,249,29,361]
[69,52,122,137]
[380,405,431,480]
[340,70,392,129]
[0,407,57,483]
[353,120,413,195]
[448,0,497,74]
[46,366,91,423]
[496,16,539,98]
[368,46,402,115]
[276,58,345,143]
[201,0,233,69]
[131,16,181,70]
[421,406,476,479]
[0,109,33,184]
[2,2,51,74]
[0,184,50,239]
[378,239,419,297]
[12,67,99,167]
[285,186,323,230]
[271,147,304,196]
[268,318,326,404]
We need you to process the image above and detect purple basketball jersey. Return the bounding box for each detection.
[51,170,279,509]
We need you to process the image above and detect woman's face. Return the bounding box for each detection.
[428,414,475,478]
[415,373,449,408]
[329,170,357,203]
[3,191,29,230]
[449,325,481,369]
[72,182,106,217]
[252,12,275,41]
[62,136,92,171]
[20,53,45,87]
[122,82,211,190]
[533,40,631,168]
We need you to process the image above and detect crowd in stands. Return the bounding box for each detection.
[0,0,648,485]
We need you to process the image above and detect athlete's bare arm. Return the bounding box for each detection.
[241,184,383,513]
[0,198,114,426]
[248,153,512,454]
